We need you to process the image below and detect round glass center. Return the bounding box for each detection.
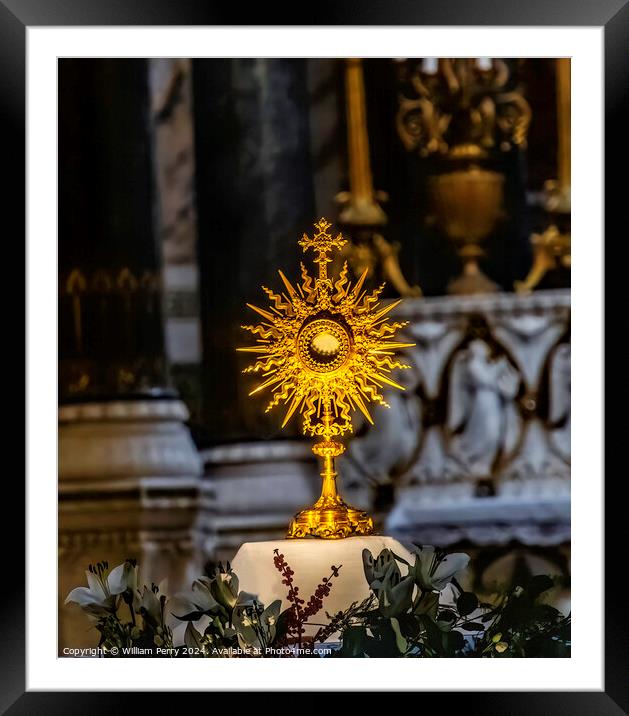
[311,331,341,357]
[297,318,351,374]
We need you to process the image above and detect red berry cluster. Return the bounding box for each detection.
[302,565,340,619]
[273,550,305,641]
[272,550,343,647]
[273,550,305,608]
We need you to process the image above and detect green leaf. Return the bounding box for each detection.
[395,612,421,640]
[262,599,281,621]
[390,551,411,567]
[420,615,445,655]
[374,568,413,618]
[260,600,281,643]
[275,609,291,642]
[373,550,399,582]
[413,591,439,619]
[390,618,408,653]
[438,609,457,624]
[184,622,204,651]
[340,626,368,657]
[362,549,376,584]
[461,621,485,631]
[457,591,479,616]
[446,629,465,654]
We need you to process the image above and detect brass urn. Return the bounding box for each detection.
[428,165,504,295]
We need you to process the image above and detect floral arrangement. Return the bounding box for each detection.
[65,560,173,654]
[65,546,570,658]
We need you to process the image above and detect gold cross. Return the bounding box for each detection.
[298,218,347,281]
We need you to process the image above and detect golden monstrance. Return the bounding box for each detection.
[239,218,413,539]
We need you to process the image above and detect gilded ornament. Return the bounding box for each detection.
[239,218,414,538]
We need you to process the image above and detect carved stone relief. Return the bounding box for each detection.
[58,399,203,652]
[445,339,521,481]
[381,290,570,544]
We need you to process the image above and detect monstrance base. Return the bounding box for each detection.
[287,499,374,539]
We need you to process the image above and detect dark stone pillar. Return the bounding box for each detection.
[59,59,170,401]
[58,60,201,652]
[192,59,316,440]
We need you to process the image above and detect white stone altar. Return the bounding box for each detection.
[231,536,413,634]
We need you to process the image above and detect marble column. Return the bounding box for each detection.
[58,59,202,650]
[191,58,316,441]
[191,59,318,559]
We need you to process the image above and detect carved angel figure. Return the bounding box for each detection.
[549,343,570,463]
[446,340,520,479]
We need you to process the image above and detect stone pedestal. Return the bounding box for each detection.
[59,400,202,650]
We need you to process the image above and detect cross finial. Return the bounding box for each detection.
[298,218,347,282]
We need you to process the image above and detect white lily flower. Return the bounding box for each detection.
[139,585,163,625]
[177,579,218,613]
[411,546,470,592]
[107,561,138,595]
[65,561,131,617]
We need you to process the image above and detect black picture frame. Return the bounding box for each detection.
[9,0,621,710]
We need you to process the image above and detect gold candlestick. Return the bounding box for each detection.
[338,58,387,228]
[239,218,414,539]
[556,58,571,202]
[337,59,421,298]
[515,59,571,293]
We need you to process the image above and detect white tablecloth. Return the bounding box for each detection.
[231,535,413,635]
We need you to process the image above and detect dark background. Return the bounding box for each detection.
[58,57,564,444]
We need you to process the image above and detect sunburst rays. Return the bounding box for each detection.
[238,218,414,439]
